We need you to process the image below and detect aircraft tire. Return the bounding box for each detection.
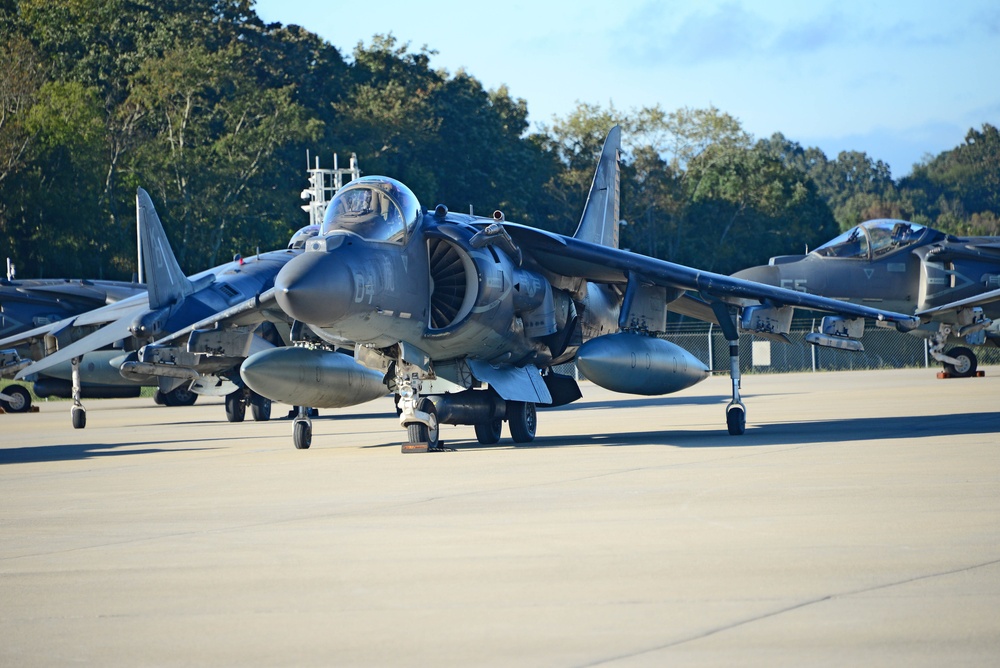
[944,346,977,378]
[406,398,440,448]
[1,384,32,413]
[153,390,167,405]
[164,387,198,406]
[250,393,271,422]
[293,419,312,449]
[507,401,536,444]
[71,406,87,430]
[225,391,246,423]
[474,419,502,445]
[726,405,746,435]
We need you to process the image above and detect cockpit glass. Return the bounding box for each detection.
[869,220,925,257]
[813,219,926,259]
[288,224,319,249]
[814,226,869,259]
[320,176,420,243]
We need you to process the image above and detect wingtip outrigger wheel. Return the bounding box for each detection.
[725,341,746,436]
[70,356,87,429]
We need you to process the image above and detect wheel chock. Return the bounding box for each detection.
[936,370,986,379]
[401,441,452,453]
[402,441,429,453]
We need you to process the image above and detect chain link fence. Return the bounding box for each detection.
[554,318,1000,378]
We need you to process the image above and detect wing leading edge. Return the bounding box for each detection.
[504,223,920,330]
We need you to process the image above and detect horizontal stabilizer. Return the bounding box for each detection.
[916,285,1000,318]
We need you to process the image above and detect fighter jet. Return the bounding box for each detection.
[239,127,920,451]
[1,276,147,412]
[732,219,1000,377]
[4,188,313,427]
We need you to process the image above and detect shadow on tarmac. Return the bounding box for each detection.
[444,411,1000,452]
[0,442,221,465]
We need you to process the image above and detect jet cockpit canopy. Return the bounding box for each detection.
[813,219,940,260]
[320,176,420,243]
[288,224,319,249]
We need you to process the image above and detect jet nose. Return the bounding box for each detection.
[275,251,354,326]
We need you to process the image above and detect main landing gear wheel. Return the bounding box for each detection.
[1,384,31,413]
[726,404,746,436]
[250,392,271,421]
[406,398,440,449]
[71,405,87,429]
[293,419,312,449]
[943,346,978,378]
[225,390,246,423]
[474,418,502,445]
[507,401,537,444]
[163,387,198,406]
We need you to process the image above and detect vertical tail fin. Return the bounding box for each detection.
[573,126,621,248]
[136,187,194,310]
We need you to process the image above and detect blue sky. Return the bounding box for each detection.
[253,0,1000,177]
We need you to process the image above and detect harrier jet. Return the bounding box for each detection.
[733,220,1000,376]
[1,276,146,412]
[236,127,919,450]
[4,189,312,427]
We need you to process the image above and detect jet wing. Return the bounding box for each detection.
[0,291,150,351]
[504,223,920,329]
[15,315,137,379]
[11,279,145,305]
[150,288,283,347]
[916,285,1000,319]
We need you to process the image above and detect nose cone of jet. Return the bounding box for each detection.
[275,251,354,326]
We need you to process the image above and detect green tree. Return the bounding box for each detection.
[682,144,837,273]
[128,42,317,269]
[901,124,1000,235]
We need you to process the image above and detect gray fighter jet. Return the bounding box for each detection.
[1,276,147,412]
[4,188,312,427]
[237,127,920,450]
[732,220,1000,376]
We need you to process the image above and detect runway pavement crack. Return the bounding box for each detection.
[579,556,1000,667]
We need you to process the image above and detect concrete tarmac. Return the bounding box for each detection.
[2,367,999,666]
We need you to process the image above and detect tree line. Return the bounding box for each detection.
[2,0,997,280]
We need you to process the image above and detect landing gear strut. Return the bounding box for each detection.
[928,324,981,378]
[396,361,442,452]
[725,340,746,436]
[70,356,86,429]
